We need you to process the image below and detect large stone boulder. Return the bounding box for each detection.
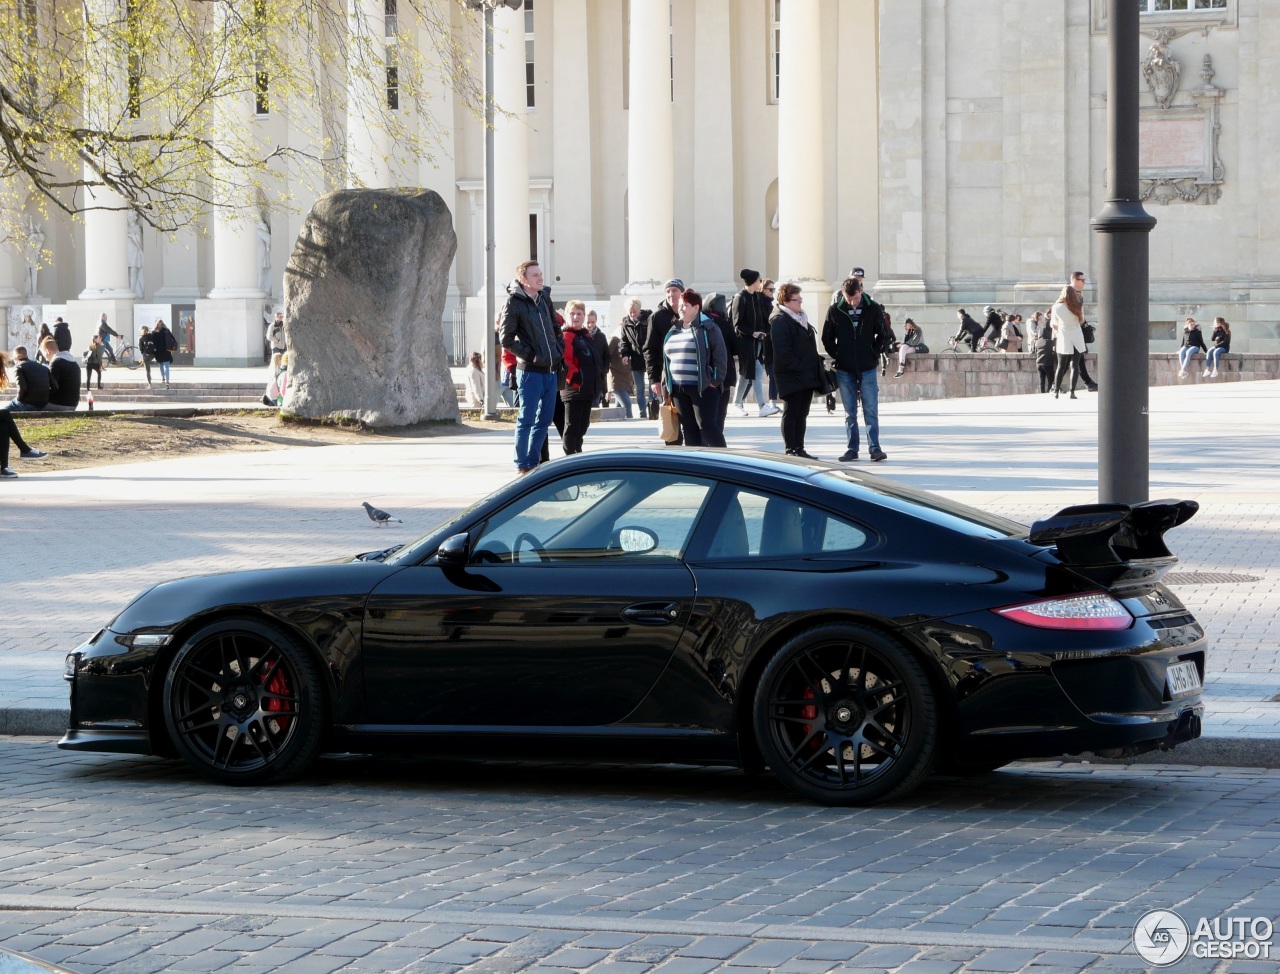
[282,189,459,426]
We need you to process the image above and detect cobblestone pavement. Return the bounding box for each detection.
[2,737,1279,974]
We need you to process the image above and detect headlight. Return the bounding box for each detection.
[114,632,174,648]
[64,654,79,681]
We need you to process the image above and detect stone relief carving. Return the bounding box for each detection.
[1139,54,1224,206]
[1142,37,1181,109]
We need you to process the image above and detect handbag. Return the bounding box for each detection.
[658,401,681,444]
[1081,322,1096,344]
[996,338,1009,350]
[647,399,660,421]
[915,342,929,354]
[820,367,839,396]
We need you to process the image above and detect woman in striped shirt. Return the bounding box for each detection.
[661,289,729,447]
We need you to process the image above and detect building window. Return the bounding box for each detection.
[385,0,399,111]
[1139,0,1226,10]
[524,0,535,109]
[770,0,781,103]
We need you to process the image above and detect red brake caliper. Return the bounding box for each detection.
[262,666,292,730]
[801,686,818,746]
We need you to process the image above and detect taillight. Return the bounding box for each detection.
[994,593,1132,630]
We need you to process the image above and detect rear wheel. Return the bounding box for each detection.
[163,618,325,785]
[753,624,937,805]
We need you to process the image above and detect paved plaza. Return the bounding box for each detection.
[1,378,1279,973]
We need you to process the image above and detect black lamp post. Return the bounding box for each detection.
[465,0,522,421]
[1091,0,1157,505]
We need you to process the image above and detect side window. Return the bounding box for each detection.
[470,472,713,565]
[700,487,870,561]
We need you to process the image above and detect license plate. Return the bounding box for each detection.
[1166,660,1202,698]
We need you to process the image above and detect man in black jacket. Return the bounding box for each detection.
[45,338,82,412]
[822,277,890,463]
[499,259,564,474]
[644,279,686,398]
[6,347,52,411]
[53,317,72,352]
[980,306,1002,346]
[618,298,650,417]
[953,309,983,352]
[729,268,770,416]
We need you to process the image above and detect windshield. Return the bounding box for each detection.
[813,470,1028,540]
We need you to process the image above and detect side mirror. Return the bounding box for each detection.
[613,526,659,554]
[436,533,470,567]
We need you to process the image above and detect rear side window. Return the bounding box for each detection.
[698,487,871,562]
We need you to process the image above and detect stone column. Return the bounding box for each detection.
[195,48,268,366]
[346,0,392,188]
[691,0,735,294]
[491,2,530,283]
[550,0,598,298]
[66,0,134,337]
[624,0,674,291]
[777,0,826,290]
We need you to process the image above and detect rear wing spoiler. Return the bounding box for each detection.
[1028,499,1198,594]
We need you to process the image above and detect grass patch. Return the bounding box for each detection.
[17,417,97,444]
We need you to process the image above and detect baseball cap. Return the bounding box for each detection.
[851,267,865,277]
[984,305,994,313]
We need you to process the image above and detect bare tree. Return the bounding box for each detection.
[0,0,487,244]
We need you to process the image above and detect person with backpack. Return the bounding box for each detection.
[617,298,650,419]
[153,319,178,389]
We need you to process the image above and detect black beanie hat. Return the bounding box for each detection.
[740,268,761,286]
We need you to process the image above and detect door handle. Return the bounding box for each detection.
[621,602,682,626]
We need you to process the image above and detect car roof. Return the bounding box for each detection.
[545,447,838,484]
[537,447,1028,539]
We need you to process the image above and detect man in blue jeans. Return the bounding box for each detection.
[499,260,564,474]
[821,276,890,463]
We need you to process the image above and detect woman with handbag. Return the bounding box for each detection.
[1050,286,1087,400]
[661,289,728,447]
[770,283,825,459]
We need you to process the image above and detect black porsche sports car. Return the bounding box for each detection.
[60,449,1205,805]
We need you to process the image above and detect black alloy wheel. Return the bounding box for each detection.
[163,619,325,785]
[753,623,937,805]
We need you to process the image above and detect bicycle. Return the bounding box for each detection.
[946,335,999,354]
[108,343,143,370]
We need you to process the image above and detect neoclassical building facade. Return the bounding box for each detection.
[3,0,1276,364]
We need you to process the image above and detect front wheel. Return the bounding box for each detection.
[753,623,937,805]
[163,618,325,785]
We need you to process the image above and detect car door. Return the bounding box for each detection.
[361,470,715,727]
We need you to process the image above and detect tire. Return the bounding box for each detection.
[163,618,325,785]
[753,623,937,806]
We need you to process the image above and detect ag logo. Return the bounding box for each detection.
[1134,909,1190,966]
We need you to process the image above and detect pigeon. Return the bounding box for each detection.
[362,501,402,527]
